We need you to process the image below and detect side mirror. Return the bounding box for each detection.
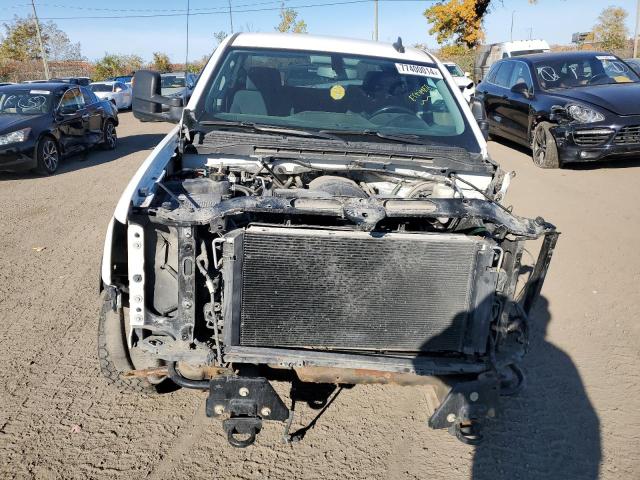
[132,70,184,123]
[115,87,123,93]
[470,97,490,141]
[511,82,532,99]
[59,105,79,115]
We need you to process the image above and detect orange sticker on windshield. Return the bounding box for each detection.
[330,84,345,100]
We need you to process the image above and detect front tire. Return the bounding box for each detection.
[97,293,161,394]
[102,120,117,150]
[532,122,560,169]
[34,136,60,175]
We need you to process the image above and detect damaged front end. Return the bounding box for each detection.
[105,140,557,447]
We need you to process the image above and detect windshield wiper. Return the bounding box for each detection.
[198,120,346,142]
[319,129,431,145]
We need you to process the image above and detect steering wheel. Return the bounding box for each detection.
[588,73,608,85]
[369,105,416,118]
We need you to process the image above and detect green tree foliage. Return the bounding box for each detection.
[152,52,172,73]
[0,15,83,62]
[93,53,143,81]
[593,6,629,52]
[276,3,307,33]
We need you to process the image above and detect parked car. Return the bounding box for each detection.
[160,71,197,101]
[89,81,132,110]
[474,40,550,82]
[476,51,640,168]
[113,75,134,87]
[443,61,475,103]
[0,82,118,175]
[100,32,557,448]
[50,76,91,87]
[624,58,640,75]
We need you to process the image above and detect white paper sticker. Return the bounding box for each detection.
[596,55,617,61]
[30,90,50,95]
[395,63,443,78]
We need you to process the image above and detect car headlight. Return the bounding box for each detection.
[566,104,605,123]
[0,128,31,146]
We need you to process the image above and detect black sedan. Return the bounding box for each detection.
[476,51,640,168]
[0,82,118,174]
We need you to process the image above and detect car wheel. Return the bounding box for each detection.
[97,292,167,394]
[532,122,560,169]
[34,136,60,175]
[102,120,117,150]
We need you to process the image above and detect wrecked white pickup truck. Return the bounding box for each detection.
[99,33,557,448]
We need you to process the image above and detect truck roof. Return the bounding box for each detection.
[230,32,436,64]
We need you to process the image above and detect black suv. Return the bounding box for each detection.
[476,51,640,168]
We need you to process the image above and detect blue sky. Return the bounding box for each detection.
[2,0,639,61]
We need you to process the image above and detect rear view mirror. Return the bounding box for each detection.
[132,70,184,123]
[470,97,490,141]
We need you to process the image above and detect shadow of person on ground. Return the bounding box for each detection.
[472,296,601,479]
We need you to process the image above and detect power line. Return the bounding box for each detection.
[3,0,428,21]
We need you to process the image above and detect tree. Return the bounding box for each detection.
[0,15,83,62]
[424,0,491,48]
[593,6,629,52]
[213,31,228,45]
[276,3,307,33]
[423,0,539,47]
[152,52,172,73]
[93,53,143,81]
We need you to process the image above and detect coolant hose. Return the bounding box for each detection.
[167,362,210,390]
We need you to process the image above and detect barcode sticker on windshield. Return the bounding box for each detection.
[395,63,442,78]
[596,55,617,61]
[30,90,50,95]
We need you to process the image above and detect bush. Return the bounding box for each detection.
[93,53,143,81]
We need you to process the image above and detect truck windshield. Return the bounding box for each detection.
[197,48,480,151]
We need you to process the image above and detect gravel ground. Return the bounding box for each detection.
[0,112,638,479]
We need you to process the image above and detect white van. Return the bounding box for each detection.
[475,40,550,82]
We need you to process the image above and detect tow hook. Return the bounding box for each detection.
[427,373,500,445]
[206,376,289,448]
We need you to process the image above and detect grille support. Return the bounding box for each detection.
[222,227,499,355]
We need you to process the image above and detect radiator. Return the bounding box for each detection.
[222,226,499,354]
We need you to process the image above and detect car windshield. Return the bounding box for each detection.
[161,75,186,88]
[445,64,464,77]
[534,54,640,89]
[0,88,55,115]
[114,76,132,83]
[197,48,479,151]
[90,84,113,92]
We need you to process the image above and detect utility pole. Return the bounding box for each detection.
[373,0,378,41]
[31,0,49,80]
[228,0,234,33]
[510,10,515,42]
[634,0,640,57]
[185,0,190,73]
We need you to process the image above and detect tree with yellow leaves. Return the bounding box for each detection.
[424,0,539,48]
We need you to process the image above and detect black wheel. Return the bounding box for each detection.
[102,120,117,150]
[97,292,164,394]
[34,136,60,175]
[532,122,560,169]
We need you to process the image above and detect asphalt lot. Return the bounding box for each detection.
[0,111,638,479]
